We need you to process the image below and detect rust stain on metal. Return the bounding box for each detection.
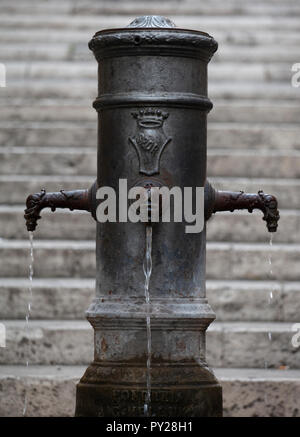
[101,337,108,352]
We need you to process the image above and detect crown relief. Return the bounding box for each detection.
[129,108,172,175]
[131,109,169,128]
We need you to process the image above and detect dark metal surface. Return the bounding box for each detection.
[76,363,222,417]
[211,189,280,232]
[24,188,91,231]
[76,15,222,417]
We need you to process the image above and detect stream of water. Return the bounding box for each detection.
[267,234,274,344]
[264,233,277,409]
[23,231,34,416]
[264,233,275,369]
[143,225,152,416]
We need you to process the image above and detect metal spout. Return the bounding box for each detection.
[24,188,91,232]
[211,188,280,233]
[133,177,165,225]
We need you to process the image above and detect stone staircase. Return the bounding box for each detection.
[0,0,300,417]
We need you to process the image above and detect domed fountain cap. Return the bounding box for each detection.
[127,15,177,28]
[89,15,218,62]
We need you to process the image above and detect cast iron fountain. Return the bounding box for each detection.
[24,16,279,417]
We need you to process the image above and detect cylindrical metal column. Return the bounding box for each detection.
[76,16,222,417]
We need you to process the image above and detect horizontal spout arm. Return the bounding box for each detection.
[24,188,91,232]
[212,189,280,232]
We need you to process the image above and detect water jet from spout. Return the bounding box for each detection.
[143,225,152,416]
[23,231,34,416]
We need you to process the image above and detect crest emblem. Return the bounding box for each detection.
[129,108,172,176]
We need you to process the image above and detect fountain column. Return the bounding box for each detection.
[75,16,222,417]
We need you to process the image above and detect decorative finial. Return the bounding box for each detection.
[128,16,176,28]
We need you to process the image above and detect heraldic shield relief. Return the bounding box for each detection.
[129,108,172,176]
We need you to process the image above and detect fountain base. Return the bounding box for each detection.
[75,363,222,417]
[75,300,222,417]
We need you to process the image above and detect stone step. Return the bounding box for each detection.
[0,147,97,176]
[1,15,300,32]
[209,83,299,101]
[208,149,300,178]
[3,61,294,82]
[211,29,300,46]
[1,101,299,124]
[1,147,299,178]
[209,321,300,369]
[211,102,300,124]
[0,320,93,365]
[1,122,300,149]
[5,62,97,79]
[0,365,299,417]
[0,175,297,208]
[0,121,97,148]
[210,63,294,82]
[214,45,300,62]
[0,43,79,62]
[0,206,298,244]
[208,280,300,323]
[0,103,96,122]
[211,177,300,209]
[0,240,298,280]
[1,0,300,16]
[0,207,95,241]
[0,278,299,323]
[207,210,300,244]
[215,367,300,417]
[0,320,299,369]
[0,278,94,320]
[207,123,300,149]
[0,175,94,205]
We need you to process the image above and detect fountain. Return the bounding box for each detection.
[24,16,279,417]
